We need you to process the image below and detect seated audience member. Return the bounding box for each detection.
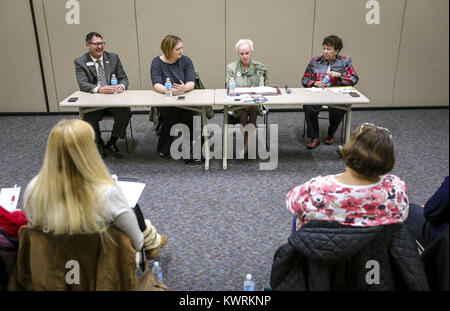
[23,119,166,260]
[405,176,449,248]
[287,123,408,231]
[0,207,27,238]
[0,206,27,290]
[226,39,268,155]
[301,35,359,149]
[150,35,201,165]
[74,32,132,159]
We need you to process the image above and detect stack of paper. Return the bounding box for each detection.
[0,186,21,212]
[306,87,326,92]
[116,181,145,208]
[328,87,356,93]
[235,86,280,95]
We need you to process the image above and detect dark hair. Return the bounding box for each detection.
[160,35,182,59]
[323,35,343,52]
[85,32,103,43]
[340,124,395,178]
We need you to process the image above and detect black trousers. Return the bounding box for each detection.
[157,107,194,155]
[304,105,345,139]
[83,107,131,143]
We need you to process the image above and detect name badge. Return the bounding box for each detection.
[237,72,241,77]
[105,61,110,64]
[86,62,94,66]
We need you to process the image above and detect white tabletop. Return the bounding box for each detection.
[59,89,216,108]
[214,88,369,108]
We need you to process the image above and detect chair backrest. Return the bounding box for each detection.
[194,72,205,89]
[421,227,449,290]
[8,226,139,291]
[0,227,18,291]
[271,221,429,290]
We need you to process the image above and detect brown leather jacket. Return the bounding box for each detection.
[8,226,167,291]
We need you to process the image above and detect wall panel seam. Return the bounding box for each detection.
[41,0,59,109]
[29,0,50,112]
[224,0,227,86]
[391,0,408,107]
[133,0,142,90]
[311,0,316,59]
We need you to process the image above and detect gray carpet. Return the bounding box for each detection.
[0,108,448,290]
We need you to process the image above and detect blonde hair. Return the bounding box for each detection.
[160,34,182,60]
[25,119,115,235]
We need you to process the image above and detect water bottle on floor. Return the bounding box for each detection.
[152,261,163,281]
[111,74,118,94]
[165,78,172,97]
[243,273,255,291]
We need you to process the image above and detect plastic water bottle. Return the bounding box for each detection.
[243,274,255,291]
[152,261,163,281]
[111,74,118,94]
[323,74,331,87]
[228,77,236,97]
[165,78,172,97]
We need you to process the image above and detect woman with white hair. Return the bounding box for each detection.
[226,39,269,156]
[23,119,167,260]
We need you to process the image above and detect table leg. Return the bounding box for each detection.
[222,106,228,170]
[201,107,210,171]
[345,105,352,143]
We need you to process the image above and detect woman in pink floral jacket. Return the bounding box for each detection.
[287,123,409,231]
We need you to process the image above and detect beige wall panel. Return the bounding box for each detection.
[393,0,449,107]
[0,0,46,112]
[42,0,141,111]
[226,0,315,89]
[314,0,405,108]
[136,0,225,90]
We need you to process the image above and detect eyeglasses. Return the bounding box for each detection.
[88,41,106,47]
[360,123,392,139]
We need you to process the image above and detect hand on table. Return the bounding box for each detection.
[115,84,124,93]
[314,81,327,88]
[98,85,116,94]
[99,85,124,94]
[172,80,186,96]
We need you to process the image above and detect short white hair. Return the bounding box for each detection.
[235,39,254,53]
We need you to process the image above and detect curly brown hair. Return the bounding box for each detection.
[323,35,343,53]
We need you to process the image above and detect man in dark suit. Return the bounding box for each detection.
[74,32,131,159]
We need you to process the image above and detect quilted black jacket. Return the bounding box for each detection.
[270,221,429,290]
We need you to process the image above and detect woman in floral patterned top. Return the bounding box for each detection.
[287,123,409,231]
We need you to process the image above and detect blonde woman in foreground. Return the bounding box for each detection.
[24,119,166,259]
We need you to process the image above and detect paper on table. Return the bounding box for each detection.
[235,86,279,95]
[306,87,327,92]
[235,94,254,102]
[0,187,21,212]
[328,86,355,93]
[116,181,145,208]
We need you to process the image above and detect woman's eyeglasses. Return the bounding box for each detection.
[360,123,392,139]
